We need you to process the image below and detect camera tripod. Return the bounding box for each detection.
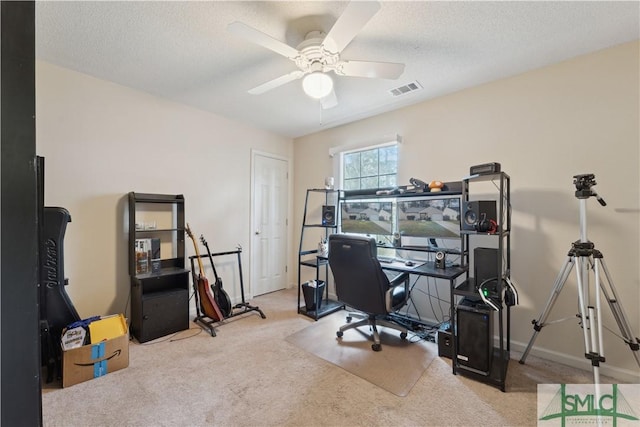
[519,174,640,385]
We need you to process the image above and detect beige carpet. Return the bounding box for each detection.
[41,288,620,426]
[285,312,435,397]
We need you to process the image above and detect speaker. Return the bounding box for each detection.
[474,247,499,288]
[322,205,336,226]
[462,200,497,231]
[456,298,493,375]
[437,327,452,359]
[434,250,446,269]
[392,232,401,248]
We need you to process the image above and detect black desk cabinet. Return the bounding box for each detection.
[128,192,189,342]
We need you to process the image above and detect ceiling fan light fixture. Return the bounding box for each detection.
[302,72,333,99]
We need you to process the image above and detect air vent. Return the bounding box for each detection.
[389,81,423,97]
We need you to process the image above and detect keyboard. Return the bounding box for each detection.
[378,256,395,264]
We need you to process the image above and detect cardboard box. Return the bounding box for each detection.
[62,314,129,388]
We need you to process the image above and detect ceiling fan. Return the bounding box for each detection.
[227,1,405,109]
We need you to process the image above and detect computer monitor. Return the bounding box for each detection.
[340,200,393,236]
[397,196,461,239]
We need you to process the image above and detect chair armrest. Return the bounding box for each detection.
[389,272,409,288]
[386,272,410,311]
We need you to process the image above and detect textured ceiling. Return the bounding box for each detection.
[36,1,640,138]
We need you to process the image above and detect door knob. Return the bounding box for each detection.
[255,230,261,235]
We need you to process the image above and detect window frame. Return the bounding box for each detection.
[339,141,399,191]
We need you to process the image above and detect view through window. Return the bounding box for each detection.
[342,145,398,190]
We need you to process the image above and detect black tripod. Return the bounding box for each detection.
[519,174,640,385]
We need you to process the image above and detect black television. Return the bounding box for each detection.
[340,201,393,236]
[397,196,461,239]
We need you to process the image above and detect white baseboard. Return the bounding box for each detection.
[385,308,640,383]
[510,339,640,383]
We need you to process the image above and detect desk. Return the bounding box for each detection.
[380,259,467,280]
[312,255,467,327]
[380,260,467,328]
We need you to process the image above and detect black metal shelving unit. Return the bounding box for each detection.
[297,188,344,320]
[451,172,512,391]
[128,192,190,342]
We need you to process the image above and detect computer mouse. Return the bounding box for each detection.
[405,260,415,267]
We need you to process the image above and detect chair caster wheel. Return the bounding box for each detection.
[400,332,407,340]
[346,316,352,323]
[372,343,382,351]
[337,331,343,338]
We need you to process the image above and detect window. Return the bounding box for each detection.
[342,144,398,191]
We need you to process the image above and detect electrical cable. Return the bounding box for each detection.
[477,277,500,311]
[141,327,203,345]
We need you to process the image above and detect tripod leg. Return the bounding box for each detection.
[575,256,598,378]
[575,255,610,385]
[596,257,640,368]
[519,256,575,364]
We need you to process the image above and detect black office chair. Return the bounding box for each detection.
[328,233,410,351]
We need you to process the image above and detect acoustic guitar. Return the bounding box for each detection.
[200,235,233,318]
[186,224,224,322]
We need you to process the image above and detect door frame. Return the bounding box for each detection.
[249,149,291,298]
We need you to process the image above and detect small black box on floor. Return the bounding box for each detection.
[456,298,493,375]
[437,325,452,359]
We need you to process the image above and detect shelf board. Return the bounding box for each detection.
[307,188,341,193]
[461,230,510,236]
[298,299,344,320]
[134,228,183,233]
[394,245,462,255]
[463,171,510,182]
[134,266,189,280]
[454,278,478,297]
[300,260,319,268]
[131,193,185,203]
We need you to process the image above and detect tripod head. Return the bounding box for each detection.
[573,174,606,206]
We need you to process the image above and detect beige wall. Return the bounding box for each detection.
[35,40,639,381]
[294,41,640,381]
[36,61,294,319]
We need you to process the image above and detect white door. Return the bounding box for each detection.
[251,152,288,296]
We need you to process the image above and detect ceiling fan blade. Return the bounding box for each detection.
[248,70,305,95]
[320,89,338,110]
[322,1,381,54]
[228,21,299,59]
[336,60,405,79]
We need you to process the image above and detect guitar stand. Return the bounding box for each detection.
[189,246,266,337]
[190,280,217,337]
